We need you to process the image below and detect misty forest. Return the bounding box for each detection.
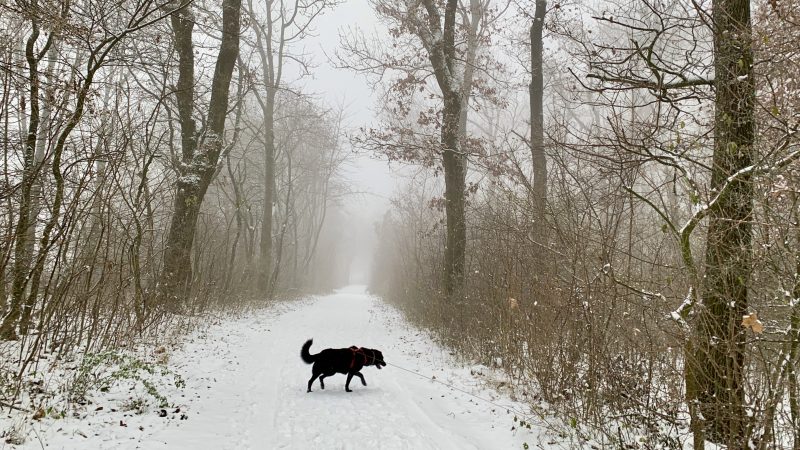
[0,0,798,448]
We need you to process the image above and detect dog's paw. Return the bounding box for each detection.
[361,380,367,386]
[345,388,352,392]
[307,389,312,393]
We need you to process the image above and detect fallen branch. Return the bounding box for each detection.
[0,400,31,413]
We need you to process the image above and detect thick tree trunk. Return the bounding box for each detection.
[529,0,547,230]
[420,0,469,297]
[161,181,205,302]
[159,0,241,305]
[159,8,198,303]
[686,0,755,446]
[444,0,481,298]
[443,91,466,297]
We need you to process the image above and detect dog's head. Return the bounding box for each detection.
[368,349,387,369]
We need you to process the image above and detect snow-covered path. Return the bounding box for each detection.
[13,286,550,449]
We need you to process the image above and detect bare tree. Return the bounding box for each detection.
[1,0,179,339]
[244,0,335,294]
[686,0,756,445]
[1,0,63,339]
[158,0,242,305]
[372,0,799,445]
[344,0,495,297]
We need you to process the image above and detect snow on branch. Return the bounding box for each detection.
[679,137,800,240]
[670,287,695,332]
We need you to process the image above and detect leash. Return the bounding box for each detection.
[380,360,545,426]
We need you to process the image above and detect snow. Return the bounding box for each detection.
[431,30,443,45]
[4,286,554,449]
[177,174,201,186]
[669,287,694,331]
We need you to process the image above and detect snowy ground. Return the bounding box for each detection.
[3,286,568,449]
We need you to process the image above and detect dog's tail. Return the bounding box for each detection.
[301,339,316,364]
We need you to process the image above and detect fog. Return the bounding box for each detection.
[3,0,798,446]
[291,2,401,286]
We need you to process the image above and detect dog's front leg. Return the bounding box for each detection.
[354,372,367,386]
[345,373,354,392]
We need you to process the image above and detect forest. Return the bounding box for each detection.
[1,0,798,448]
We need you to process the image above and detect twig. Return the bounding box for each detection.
[0,400,31,413]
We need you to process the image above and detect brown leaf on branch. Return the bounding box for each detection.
[742,313,764,334]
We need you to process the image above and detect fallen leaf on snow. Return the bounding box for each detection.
[32,407,45,420]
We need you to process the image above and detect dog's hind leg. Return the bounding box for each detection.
[345,373,355,392]
[354,371,367,386]
[307,372,320,393]
[319,369,336,390]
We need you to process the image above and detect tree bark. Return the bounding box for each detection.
[530,0,547,231]
[159,0,241,305]
[443,90,466,297]
[686,0,755,446]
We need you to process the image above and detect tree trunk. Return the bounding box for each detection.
[159,7,198,303]
[789,271,800,450]
[530,0,547,231]
[0,13,49,340]
[457,0,481,135]
[268,153,292,298]
[259,89,276,293]
[420,0,468,297]
[18,41,60,336]
[159,0,241,305]
[686,0,755,446]
[442,90,466,297]
[247,0,282,296]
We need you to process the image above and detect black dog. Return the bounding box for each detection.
[301,339,386,392]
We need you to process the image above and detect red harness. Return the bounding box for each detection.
[349,347,368,369]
